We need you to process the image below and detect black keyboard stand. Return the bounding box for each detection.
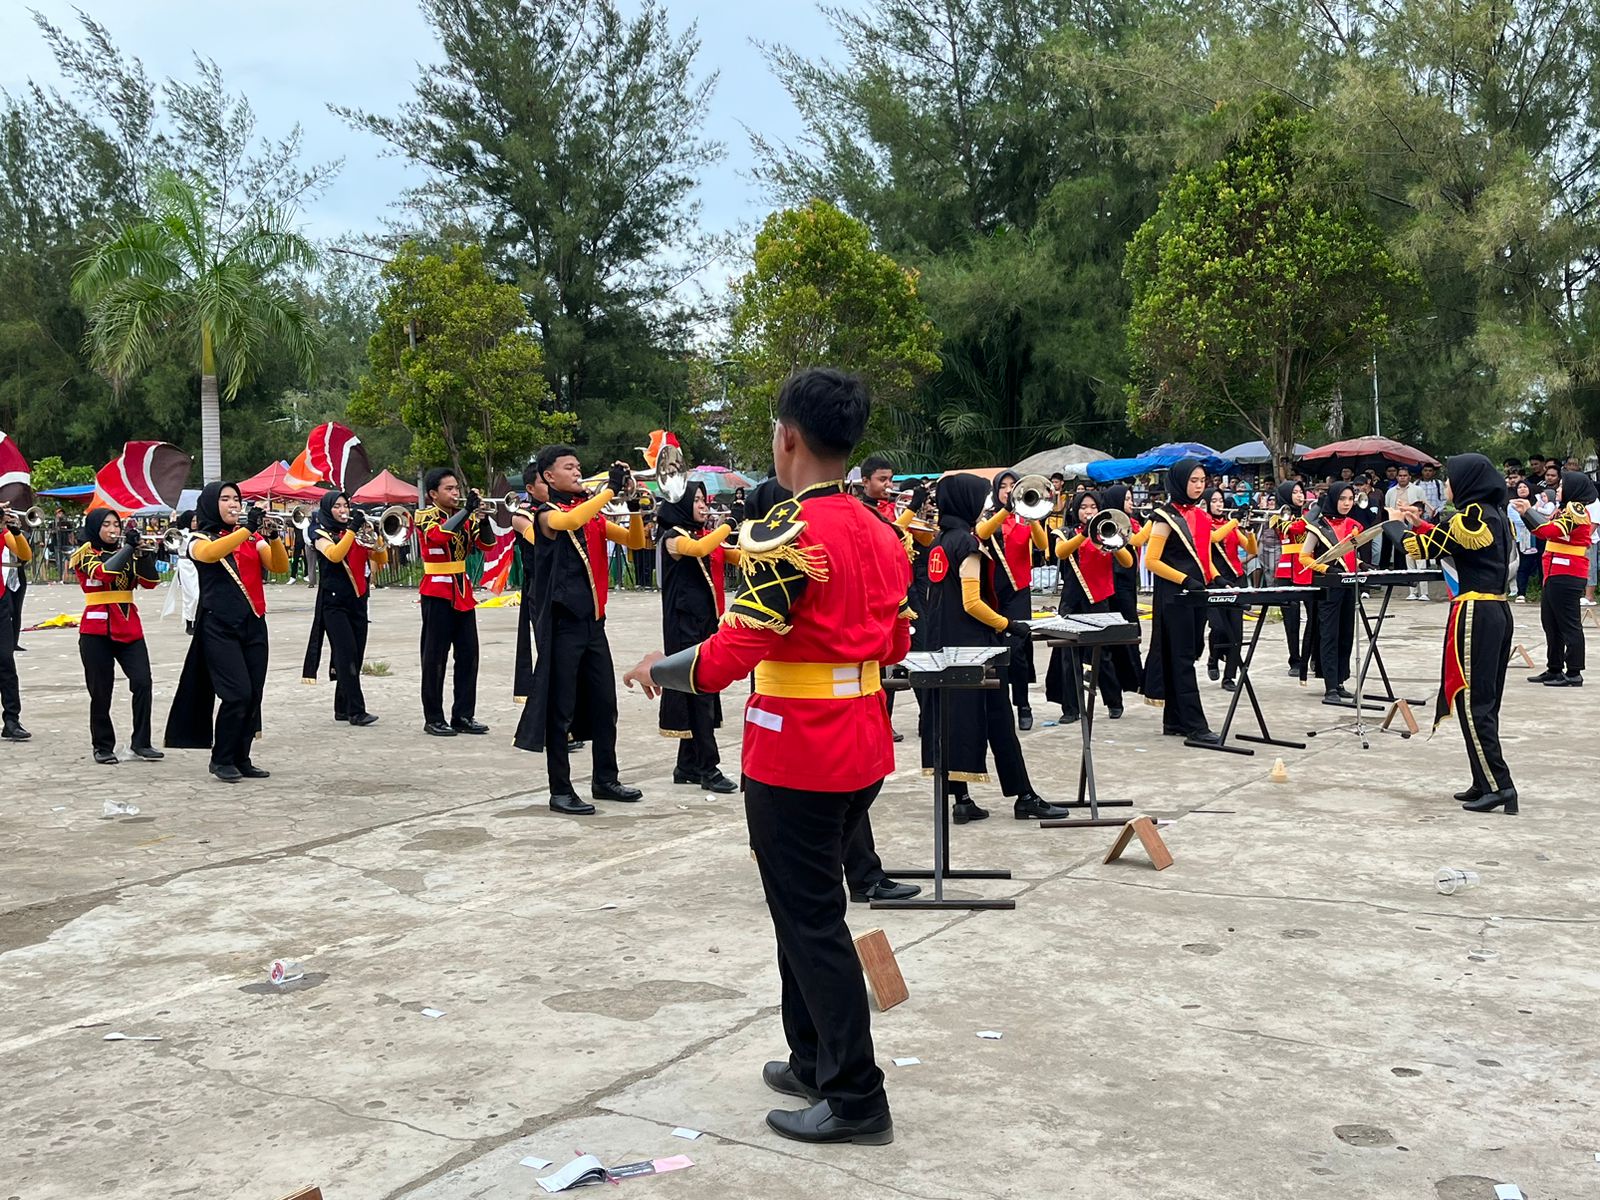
[1307,574,1436,748]
[874,651,1015,912]
[1188,597,1306,757]
[1036,636,1135,828]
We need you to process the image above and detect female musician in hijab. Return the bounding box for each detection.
[1203,488,1256,692]
[71,508,163,764]
[977,469,1049,728]
[1046,489,1133,722]
[1140,457,1229,745]
[921,473,1069,823]
[1298,481,1362,704]
[310,490,387,726]
[1401,454,1517,812]
[1269,480,1317,679]
[656,479,741,792]
[1512,469,1596,687]
[164,481,289,782]
[1099,484,1147,694]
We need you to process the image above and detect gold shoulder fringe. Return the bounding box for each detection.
[721,610,794,635]
[67,542,96,572]
[1402,534,1423,560]
[738,540,829,583]
[1448,505,1494,550]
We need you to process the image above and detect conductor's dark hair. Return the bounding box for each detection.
[776,368,870,457]
[536,444,580,480]
[860,454,895,477]
[423,467,457,499]
[524,459,539,483]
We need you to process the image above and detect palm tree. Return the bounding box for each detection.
[73,170,319,481]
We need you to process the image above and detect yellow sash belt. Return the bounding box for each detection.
[1453,592,1507,603]
[1546,541,1589,557]
[83,591,135,605]
[423,561,466,575]
[754,660,883,700]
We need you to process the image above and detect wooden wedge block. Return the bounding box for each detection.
[1103,816,1173,872]
[853,927,909,1012]
[1381,698,1421,735]
[1510,643,1536,667]
[277,1189,323,1200]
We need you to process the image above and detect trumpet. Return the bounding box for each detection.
[139,526,189,553]
[478,491,534,516]
[1086,507,1132,551]
[240,503,283,537]
[355,505,413,548]
[1011,474,1056,522]
[289,503,313,533]
[1,503,45,530]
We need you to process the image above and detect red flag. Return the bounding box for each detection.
[640,429,679,470]
[477,515,517,594]
[305,423,373,493]
[94,441,191,512]
[0,430,31,507]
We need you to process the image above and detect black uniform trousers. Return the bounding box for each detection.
[1152,591,1208,735]
[632,546,655,589]
[999,590,1035,710]
[1281,592,1311,670]
[1054,603,1124,720]
[941,684,1033,798]
[1316,585,1356,690]
[0,592,20,722]
[8,574,24,643]
[324,602,371,721]
[1452,599,1514,793]
[1108,578,1144,693]
[79,635,153,753]
[419,596,479,726]
[673,692,721,778]
[1541,574,1585,675]
[205,615,268,770]
[745,776,889,1120]
[1206,605,1244,683]
[545,607,620,794]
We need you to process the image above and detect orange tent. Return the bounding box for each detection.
[351,468,418,506]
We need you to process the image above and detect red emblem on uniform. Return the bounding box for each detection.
[927,546,949,582]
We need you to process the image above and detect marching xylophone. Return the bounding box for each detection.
[1173,582,1307,756]
[1175,584,1305,608]
[1317,568,1445,590]
[1023,613,1141,645]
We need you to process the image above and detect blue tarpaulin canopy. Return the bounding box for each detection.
[1085,443,1235,482]
[35,484,97,497]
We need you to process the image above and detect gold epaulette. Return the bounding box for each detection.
[68,542,97,572]
[736,497,828,582]
[414,505,442,531]
[1448,503,1494,550]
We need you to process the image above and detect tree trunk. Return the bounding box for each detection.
[200,325,222,483]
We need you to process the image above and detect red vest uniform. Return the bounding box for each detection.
[1273,514,1314,585]
[341,542,378,599]
[687,483,912,792]
[416,506,496,612]
[75,546,158,641]
[1067,539,1117,604]
[1529,506,1593,580]
[1321,516,1362,572]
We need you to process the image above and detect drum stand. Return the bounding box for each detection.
[1305,585,1391,750]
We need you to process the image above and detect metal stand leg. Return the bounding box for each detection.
[1186,604,1305,756]
[1040,644,1133,828]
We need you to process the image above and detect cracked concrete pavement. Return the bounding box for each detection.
[2,581,1597,1199]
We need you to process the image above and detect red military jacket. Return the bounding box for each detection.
[74,544,158,641]
[416,505,496,612]
[1528,504,1593,580]
[1272,512,1314,585]
[684,481,913,792]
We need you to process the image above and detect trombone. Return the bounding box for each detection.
[355,505,413,548]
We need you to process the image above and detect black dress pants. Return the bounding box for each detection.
[1452,599,1514,793]
[999,590,1034,710]
[841,813,888,894]
[674,692,721,777]
[419,596,479,725]
[1541,573,1585,675]
[943,684,1032,797]
[204,615,268,770]
[1316,586,1356,690]
[0,592,20,722]
[1207,605,1244,683]
[324,602,370,720]
[745,776,889,1121]
[1154,594,1208,735]
[545,608,620,794]
[9,574,23,643]
[1108,579,1144,692]
[80,635,153,753]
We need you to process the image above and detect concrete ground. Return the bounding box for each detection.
[2,580,1596,1200]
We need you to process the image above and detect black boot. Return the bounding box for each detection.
[1462,788,1518,814]
[1017,706,1033,731]
[952,799,989,824]
[1453,785,1483,802]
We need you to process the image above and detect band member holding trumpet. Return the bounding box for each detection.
[1514,469,1596,687]
[165,482,289,782]
[415,468,498,737]
[1299,482,1361,703]
[511,463,551,704]
[311,490,390,727]
[979,470,1049,729]
[1269,480,1317,678]
[1046,490,1134,722]
[514,448,646,815]
[71,509,163,763]
[1,502,36,741]
[1099,485,1148,694]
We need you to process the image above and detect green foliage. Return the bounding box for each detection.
[348,244,575,484]
[28,456,96,491]
[725,201,943,464]
[1124,99,1421,467]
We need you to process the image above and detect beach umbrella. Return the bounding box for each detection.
[1302,436,1438,468]
[1010,443,1113,478]
[1219,440,1313,465]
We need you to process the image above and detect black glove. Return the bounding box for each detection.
[124,524,142,547]
[1182,576,1208,593]
[1006,618,1033,637]
[349,508,369,531]
[101,543,137,576]
[245,506,265,533]
[908,484,928,512]
[626,494,642,512]
[464,489,481,515]
[607,463,629,495]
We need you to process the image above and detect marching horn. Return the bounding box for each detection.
[1011,474,1055,522]
[1087,507,1132,550]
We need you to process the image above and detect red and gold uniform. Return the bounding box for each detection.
[311,499,389,724]
[1046,498,1134,719]
[416,504,497,612]
[72,515,160,757]
[1520,474,1596,680]
[0,520,30,731]
[1269,486,1316,675]
[415,501,497,731]
[1300,490,1363,694]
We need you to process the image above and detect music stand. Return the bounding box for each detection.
[1027,617,1138,828]
[874,647,1015,911]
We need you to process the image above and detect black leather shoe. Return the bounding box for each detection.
[1,720,30,741]
[1453,785,1483,802]
[451,718,489,734]
[1220,679,1237,692]
[238,765,270,779]
[424,721,457,737]
[568,739,586,751]
[952,799,989,824]
[1107,705,1124,719]
[1322,691,1344,705]
[1527,670,1561,684]
[94,750,118,765]
[1565,673,1584,687]
[1061,710,1080,725]
[1287,664,1302,677]
[1017,706,1033,731]
[762,1060,822,1103]
[592,779,643,802]
[702,771,739,794]
[1186,730,1222,746]
[766,1101,893,1146]
[549,793,596,815]
[130,745,163,760]
[209,763,242,783]
[1462,788,1518,814]
[1207,662,1220,681]
[851,879,921,903]
[349,713,380,727]
[672,769,697,785]
[1014,793,1070,820]
[1335,686,1355,699]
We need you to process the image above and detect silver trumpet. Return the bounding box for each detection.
[1011,473,1056,521]
[356,505,413,548]
[240,503,283,537]
[478,491,533,516]
[1086,507,1133,550]
[1,503,45,530]
[139,526,189,553]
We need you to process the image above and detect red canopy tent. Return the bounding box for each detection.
[1301,437,1439,468]
[236,461,327,501]
[351,468,419,506]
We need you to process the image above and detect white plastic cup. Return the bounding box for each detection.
[1435,868,1481,896]
[269,959,305,985]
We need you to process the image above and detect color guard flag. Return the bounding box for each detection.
[303,422,373,493]
[283,448,320,492]
[477,515,517,594]
[0,430,31,507]
[94,442,192,514]
[640,429,679,471]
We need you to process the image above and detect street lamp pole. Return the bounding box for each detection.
[1371,349,1382,439]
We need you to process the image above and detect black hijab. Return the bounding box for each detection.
[1274,479,1303,515]
[313,489,351,539]
[1070,489,1102,527]
[1445,454,1507,510]
[1321,481,1354,517]
[990,469,1019,513]
[1165,457,1204,508]
[1560,469,1599,508]
[1101,484,1129,516]
[656,479,707,531]
[174,508,194,533]
[82,507,119,549]
[937,474,988,531]
[195,481,241,535]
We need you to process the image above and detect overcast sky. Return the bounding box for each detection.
[0,0,845,286]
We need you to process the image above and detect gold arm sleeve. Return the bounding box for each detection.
[908,524,935,547]
[1210,518,1239,543]
[318,530,356,564]
[1031,521,1049,551]
[975,509,1006,540]
[1238,529,1259,556]
[371,543,389,567]
[190,527,251,563]
[3,530,31,561]
[1053,531,1086,561]
[259,537,289,575]
[1128,522,1153,549]
[604,511,645,549]
[669,524,732,558]
[724,546,742,566]
[959,553,1010,631]
[545,490,612,532]
[894,508,915,529]
[1144,526,1188,585]
[1113,547,1134,568]
[1299,548,1327,574]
